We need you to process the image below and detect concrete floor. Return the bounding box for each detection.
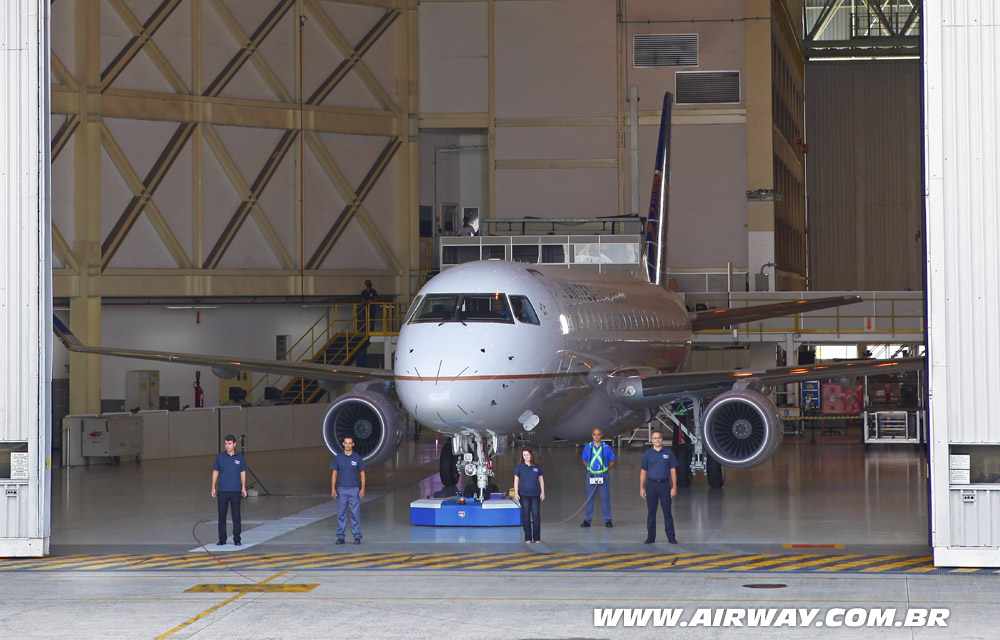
[0,433,956,639]
[0,569,991,638]
[50,431,929,553]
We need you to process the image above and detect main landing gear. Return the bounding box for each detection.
[657,398,725,489]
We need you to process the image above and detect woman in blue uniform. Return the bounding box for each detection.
[513,447,545,543]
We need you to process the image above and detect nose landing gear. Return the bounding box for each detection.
[441,430,501,502]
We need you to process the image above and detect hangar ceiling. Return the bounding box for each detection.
[50,0,416,299]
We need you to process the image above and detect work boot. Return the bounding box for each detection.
[336,538,345,545]
[580,520,591,528]
[605,521,614,528]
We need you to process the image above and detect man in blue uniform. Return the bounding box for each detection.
[640,430,678,544]
[211,434,247,546]
[581,428,616,527]
[330,436,366,544]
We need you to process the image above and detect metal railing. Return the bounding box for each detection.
[247,302,404,403]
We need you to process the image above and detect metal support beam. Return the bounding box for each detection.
[203,130,299,269]
[51,113,78,161]
[210,0,292,102]
[100,0,184,91]
[305,0,400,113]
[99,123,194,268]
[307,9,400,105]
[107,0,190,94]
[203,0,296,97]
[306,137,402,269]
[100,123,196,269]
[304,132,401,272]
[806,0,844,41]
[201,125,296,270]
[859,0,897,36]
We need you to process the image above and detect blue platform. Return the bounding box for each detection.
[410,496,522,527]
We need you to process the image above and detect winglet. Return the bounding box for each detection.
[53,315,83,350]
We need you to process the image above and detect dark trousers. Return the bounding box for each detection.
[520,495,541,541]
[645,480,675,541]
[217,492,242,543]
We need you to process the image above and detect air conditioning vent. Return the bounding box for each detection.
[676,71,741,104]
[633,34,698,67]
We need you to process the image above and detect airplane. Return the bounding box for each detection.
[52,92,924,501]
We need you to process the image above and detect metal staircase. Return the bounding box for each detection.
[277,330,369,404]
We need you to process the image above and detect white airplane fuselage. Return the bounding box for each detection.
[394,260,691,440]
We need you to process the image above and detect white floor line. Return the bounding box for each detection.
[191,492,382,553]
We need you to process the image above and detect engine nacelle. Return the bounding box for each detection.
[322,389,404,466]
[701,388,782,468]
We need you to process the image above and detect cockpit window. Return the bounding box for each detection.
[402,295,423,324]
[411,293,514,324]
[509,295,540,325]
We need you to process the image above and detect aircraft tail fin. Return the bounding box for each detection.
[645,91,673,285]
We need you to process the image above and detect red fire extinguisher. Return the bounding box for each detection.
[194,371,205,408]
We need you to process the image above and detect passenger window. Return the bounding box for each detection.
[509,295,541,325]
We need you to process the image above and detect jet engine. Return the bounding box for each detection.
[701,388,782,468]
[322,388,404,466]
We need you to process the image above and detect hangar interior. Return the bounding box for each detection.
[6,0,957,559]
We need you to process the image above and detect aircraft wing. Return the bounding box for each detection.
[609,356,925,405]
[690,295,862,331]
[53,315,394,383]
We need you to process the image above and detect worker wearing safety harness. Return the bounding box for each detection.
[581,427,616,528]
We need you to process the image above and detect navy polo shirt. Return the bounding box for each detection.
[514,463,543,497]
[213,452,245,492]
[330,452,365,488]
[641,447,677,482]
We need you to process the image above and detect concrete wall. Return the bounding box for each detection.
[420,0,753,273]
[62,404,330,466]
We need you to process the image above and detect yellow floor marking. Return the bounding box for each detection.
[135,555,260,570]
[238,553,331,570]
[346,553,460,569]
[185,583,318,593]
[816,555,906,572]
[859,556,934,573]
[485,553,584,571]
[295,552,412,570]
[684,554,771,571]
[65,554,174,570]
[768,554,865,571]
[783,543,844,550]
[378,553,487,570]
[598,553,699,571]
[33,554,136,570]
[155,571,288,640]
[466,553,571,570]
[950,567,981,573]
[418,552,537,570]
[0,554,92,568]
[903,564,939,574]
[520,553,641,570]
[726,554,820,571]
[634,553,737,571]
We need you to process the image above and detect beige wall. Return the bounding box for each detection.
[806,61,923,291]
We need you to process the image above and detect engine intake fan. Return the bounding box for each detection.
[701,388,782,468]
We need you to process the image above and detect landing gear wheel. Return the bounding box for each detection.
[706,456,725,489]
[674,444,693,488]
[439,444,459,487]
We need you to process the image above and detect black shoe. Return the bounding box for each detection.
[580,520,591,528]
[336,538,345,545]
[234,540,242,546]
[216,540,226,546]
[605,521,614,528]
[644,538,655,544]
[353,538,362,545]
[668,537,678,544]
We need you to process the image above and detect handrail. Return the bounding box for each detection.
[247,302,405,403]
